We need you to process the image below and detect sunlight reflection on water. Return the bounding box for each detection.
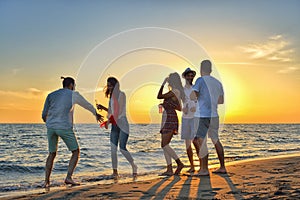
[0,123,299,192]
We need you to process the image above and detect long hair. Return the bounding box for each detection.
[168,72,185,102]
[105,77,120,98]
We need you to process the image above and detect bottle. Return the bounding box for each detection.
[158,104,163,113]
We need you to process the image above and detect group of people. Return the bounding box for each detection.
[158,60,226,177]
[41,59,226,188]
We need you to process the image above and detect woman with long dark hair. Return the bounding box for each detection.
[104,77,137,179]
[157,72,185,176]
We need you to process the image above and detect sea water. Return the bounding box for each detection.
[0,123,299,194]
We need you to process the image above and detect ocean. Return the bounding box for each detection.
[0,123,299,195]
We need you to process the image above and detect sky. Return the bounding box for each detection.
[0,0,299,124]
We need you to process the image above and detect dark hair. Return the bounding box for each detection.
[61,76,75,88]
[201,60,212,73]
[105,77,120,98]
[168,72,185,102]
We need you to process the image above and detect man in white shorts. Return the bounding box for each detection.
[181,68,197,173]
[191,60,226,176]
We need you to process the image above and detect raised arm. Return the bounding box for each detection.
[73,92,96,114]
[157,77,174,99]
[73,91,103,122]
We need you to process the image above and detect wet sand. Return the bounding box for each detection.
[2,155,300,199]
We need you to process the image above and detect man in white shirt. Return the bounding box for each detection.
[181,68,197,173]
[191,60,226,176]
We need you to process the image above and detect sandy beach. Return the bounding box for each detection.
[1,154,299,200]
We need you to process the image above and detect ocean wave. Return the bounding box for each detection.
[1,123,300,194]
[267,148,300,153]
[0,164,44,173]
[224,155,258,161]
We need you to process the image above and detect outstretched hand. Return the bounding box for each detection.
[96,113,104,123]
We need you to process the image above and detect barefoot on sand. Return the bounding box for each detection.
[64,178,80,186]
[132,164,138,180]
[186,167,195,173]
[41,181,50,188]
[160,171,174,176]
[174,163,184,175]
[195,169,210,176]
[212,167,227,174]
[2,155,300,200]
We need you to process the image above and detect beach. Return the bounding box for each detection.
[2,154,299,200]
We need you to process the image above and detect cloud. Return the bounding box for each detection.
[26,88,44,96]
[216,62,254,65]
[277,66,299,74]
[78,87,104,94]
[0,88,48,99]
[240,34,294,62]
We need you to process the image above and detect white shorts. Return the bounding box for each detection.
[181,118,195,140]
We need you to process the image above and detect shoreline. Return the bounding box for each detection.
[1,153,300,199]
[0,123,299,125]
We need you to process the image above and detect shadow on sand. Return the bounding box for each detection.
[140,172,243,199]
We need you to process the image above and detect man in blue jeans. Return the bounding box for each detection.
[42,77,103,187]
[191,60,226,176]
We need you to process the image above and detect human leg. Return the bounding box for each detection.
[161,132,173,175]
[208,117,226,173]
[43,152,56,188]
[194,118,210,176]
[57,129,80,185]
[182,118,195,172]
[119,130,137,177]
[65,149,80,185]
[110,125,120,177]
[42,129,58,188]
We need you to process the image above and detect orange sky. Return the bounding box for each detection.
[0,51,299,124]
[0,1,299,124]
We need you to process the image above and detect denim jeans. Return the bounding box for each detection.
[110,123,134,169]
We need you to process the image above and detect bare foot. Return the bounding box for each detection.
[132,164,138,180]
[174,163,184,175]
[41,181,50,188]
[160,171,174,176]
[112,173,119,180]
[213,167,227,174]
[64,178,80,186]
[195,169,210,176]
[186,167,195,173]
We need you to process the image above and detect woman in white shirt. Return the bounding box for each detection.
[104,77,137,180]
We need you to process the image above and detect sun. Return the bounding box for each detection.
[217,66,247,121]
[127,83,162,124]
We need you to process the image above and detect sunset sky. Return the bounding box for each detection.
[0,0,299,124]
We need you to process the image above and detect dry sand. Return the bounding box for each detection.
[2,155,300,200]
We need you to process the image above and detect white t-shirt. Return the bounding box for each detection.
[182,85,197,119]
[192,75,224,118]
[109,91,127,119]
